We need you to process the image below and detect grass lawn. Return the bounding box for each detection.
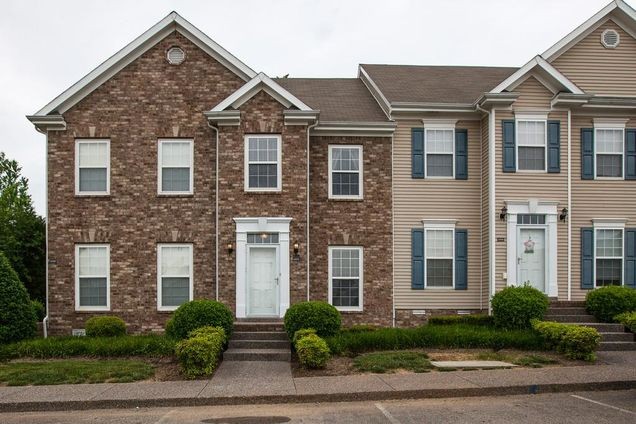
[476,352,558,368]
[0,360,154,386]
[353,351,432,373]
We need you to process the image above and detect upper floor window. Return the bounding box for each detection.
[75,244,110,311]
[595,128,624,178]
[517,120,546,171]
[158,139,193,194]
[75,139,110,195]
[595,228,623,287]
[329,145,363,199]
[244,135,281,192]
[157,244,193,311]
[328,246,363,311]
[425,129,454,177]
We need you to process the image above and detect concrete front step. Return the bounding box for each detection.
[232,331,288,341]
[598,341,636,351]
[223,348,291,361]
[577,322,626,332]
[549,301,585,307]
[229,339,290,349]
[544,315,598,323]
[546,307,589,315]
[601,332,635,342]
[234,322,285,332]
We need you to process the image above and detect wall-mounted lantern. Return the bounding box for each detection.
[227,242,234,255]
[499,206,508,222]
[560,207,568,222]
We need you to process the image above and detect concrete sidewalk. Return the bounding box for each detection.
[0,352,634,413]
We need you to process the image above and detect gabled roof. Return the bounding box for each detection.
[31,11,256,117]
[490,55,584,94]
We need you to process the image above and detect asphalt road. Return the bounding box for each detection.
[0,390,634,423]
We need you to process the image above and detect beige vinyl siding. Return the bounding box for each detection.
[494,77,569,297]
[394,118,484,310]
[570,115,636,300]
[552,20,636,96]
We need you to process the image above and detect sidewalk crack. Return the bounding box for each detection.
[376,375,397,391]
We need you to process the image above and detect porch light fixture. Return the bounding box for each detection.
[227,242,234,255]
[293,242,300,260]
[560,207,568,222]
[499,206,508,222]
[260,233,268,240]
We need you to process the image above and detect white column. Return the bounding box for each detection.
[235,231,248,318]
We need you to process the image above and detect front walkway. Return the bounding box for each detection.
[0,352,634,412]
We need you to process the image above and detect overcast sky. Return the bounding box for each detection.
[0,0,626,215]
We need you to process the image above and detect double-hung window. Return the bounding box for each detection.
[425,129,454,177]
[517,120,546,171]
[425,229,454,288]
[157,244,193,311]
[245,135,281,191]
[75,245,110,311]
[595,229,623,287]
[595,128,624,178]
[75,139,110,195]
[158,139,193,194]
[328,246,363,311]
[329,146,363,199]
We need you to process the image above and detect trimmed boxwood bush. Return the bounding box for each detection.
[492,286,549,329]
[85,316,126,337]
[166,300,234,340]
[428,314,494,326]
[532,320,601,361]
[0,252,36,344]
[295,334,330,369]
[615,311,636,332]
[283,301,341,340]
[31,299,45,321]
[585,286,636,323]
[292,328,316,345]
[532,320,571,349]
[175,334,223,379]
[188,326,226,344]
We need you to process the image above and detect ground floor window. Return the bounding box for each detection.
[75,244,110,311]
[157,244,193,310]
[595,228,623,287]
[425,229,454,288]
[328,246,363,311]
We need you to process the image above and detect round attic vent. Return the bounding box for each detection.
[601,29,620,48]
[167,46,185,65]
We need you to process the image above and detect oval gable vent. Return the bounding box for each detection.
[601,29,620,48]
[167,46,185,65]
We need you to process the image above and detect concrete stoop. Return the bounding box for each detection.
[224,320,291,362]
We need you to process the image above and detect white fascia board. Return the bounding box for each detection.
[210,72,313,112]
[490,56,584,95]
[33,12,256,117]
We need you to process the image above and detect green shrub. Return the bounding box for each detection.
[341,325,380,333]
[586,286,636,323]
[31,300,45,321]
[175,335,223,379]
[614,311,636,332]
[0,252,36,344]
[428,314,494,326]
[284,301,341,340]
[85,316,126,337]
[532,320,572,349]
[292,328,316,345]
[0,335,175,361]
[353,351,432,373]
[492,286,549,329]
[188,326,226,344]
[558,326,601,361]
[166,300,234,340]
[295,334,330,369]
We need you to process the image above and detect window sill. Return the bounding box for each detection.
[515,170,548,174]
[74,308,110,313]
[595,177,624,181]
[336,309,364,313]
[75,193,110,198]
[157,193,194,197]
[244,190,282,194]
[328,197,364,202]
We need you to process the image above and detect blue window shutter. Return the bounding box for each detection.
[625,229,636,289]
[625,129,636,180]
[502,120,516,172]
[411,229,424,289]
[547,121,561,173]
[581,228,594,289]
[455,129,468,180]
[412,128,425,179]
[455,229,468,290]
[581,128,594,180]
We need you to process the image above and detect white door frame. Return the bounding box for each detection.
[246,245,280,317]
[517,225,548,293]
[234,217,292,318]
[505,200,558,297]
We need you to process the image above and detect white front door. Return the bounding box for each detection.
[518,228,546,293]
[247,247,279,317]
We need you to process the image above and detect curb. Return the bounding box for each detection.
[1,380,635,413]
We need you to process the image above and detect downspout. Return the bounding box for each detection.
[567,109,572,301]
[43,129,49,338]
[207,121,220,301]
[391,131,396,327]
[306,120,318,301]
[475,104,492,313]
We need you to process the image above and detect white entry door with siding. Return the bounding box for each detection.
[517,227,546,293]
[247,246,279,317]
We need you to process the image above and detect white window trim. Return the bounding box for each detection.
[328,145,363,200]
[593,221,625,288]
[328,246,364,312]
[594,127,625,180]
[157,243,194,311]
[244,134,282,192]
[515,119,547,173]
[157,139,194,195]
[75,139,110,196]
[75,244,110,312]
[424,128,455,179]
[423,223,455,289]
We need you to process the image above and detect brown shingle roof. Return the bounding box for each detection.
[360,64,518,105]
[275,78,389,122]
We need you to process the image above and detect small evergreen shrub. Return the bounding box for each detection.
[166,300,234,340]
[558,326,601,361]
[31,299,45,321]
[284,301,341,340]
[614,311,636,332]
[492,286,549,329]
[341,325,380,333]
[188,326,226,344]
[292,328,316,345]
[428,314,494,326]
[175,335,223,379]
[532,320,572,349]
[295,334,330,369]
[0,252,36,344]
[585,286,636,323]
[85,316,126,337]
